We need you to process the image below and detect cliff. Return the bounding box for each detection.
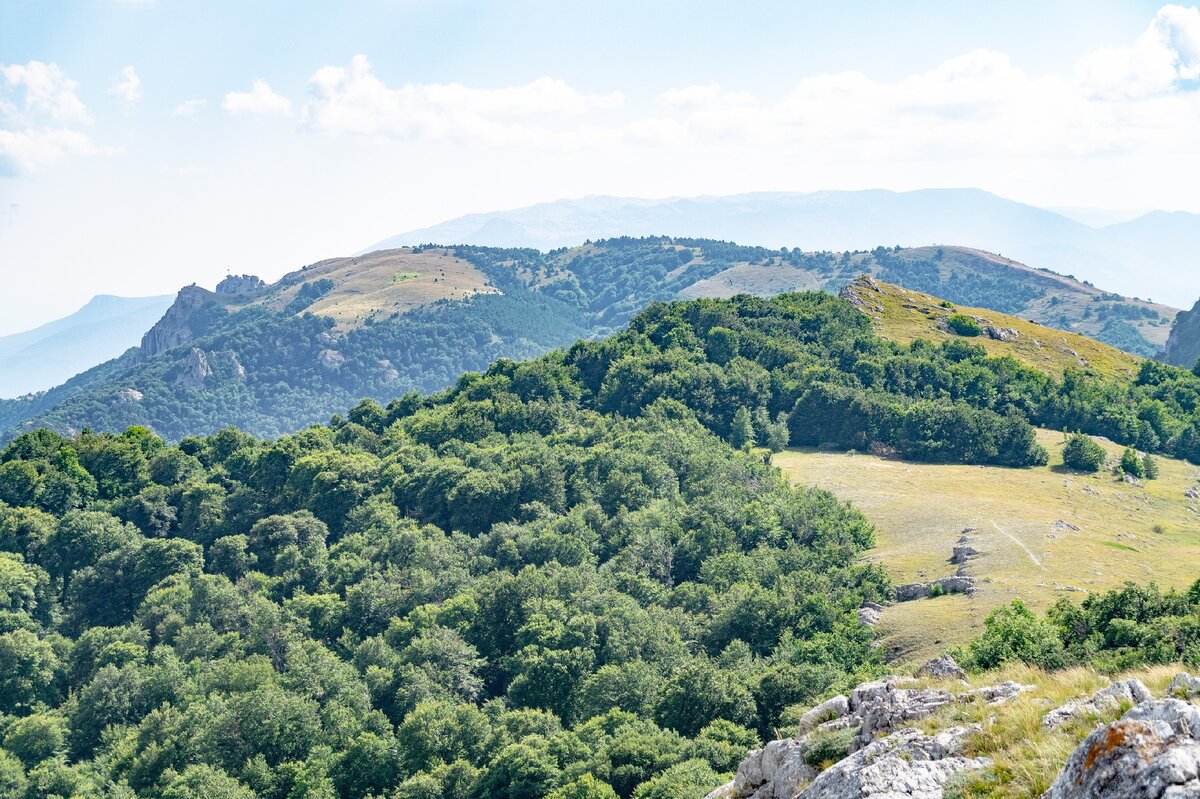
[1164,298,1200,369]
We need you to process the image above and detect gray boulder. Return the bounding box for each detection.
[1168,672,1200,698]
[1045,699,1200,798]
[914,656,967,681]
[733,738,815,799]
[1042,679,1153,728]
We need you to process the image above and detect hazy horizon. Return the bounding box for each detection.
[3,1,1199,334]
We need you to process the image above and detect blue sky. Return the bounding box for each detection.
[1,0,1197,333]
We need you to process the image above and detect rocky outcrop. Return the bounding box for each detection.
[1045,699,1200,798]
[1164,298,1200,368]
[894,576,976,602]
[798,726,988,799]
[1169,672,1200,698]
[716,674,1031,799]
[141,285,215,357]
[216,274,266,296]
[915,656,967,681]
[857,603,883,626]
[1042,679,1153,728]
[318,349,346,370]
[176,348,213,389]
[117,388,143,403]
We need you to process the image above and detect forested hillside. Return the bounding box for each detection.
[0,239,1178,444]
[0,289,1199,797]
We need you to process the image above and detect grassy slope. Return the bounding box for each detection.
[774,431,1200,665]
[841,276,1144,379]
[230,248,499,329]
[856,247,1178,347]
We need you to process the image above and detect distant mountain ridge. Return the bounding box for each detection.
[369,189,1199,309]
[0,238,1177,443]
[0,294,174,398]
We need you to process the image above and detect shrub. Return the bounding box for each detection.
[802,727,855,770]
[1143,454,1160,480]
[1120,447,1145,478]
[1062,433,1106,472]
[947,314,982,337]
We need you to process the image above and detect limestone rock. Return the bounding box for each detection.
[915,656,966,681]
[1168,672,1200,698]
[797,695,851,737]
[1042,679,1153,728]
[796,726,989,799]
[318,349,346,370]
[734,738,814,799]
[141,285,212,357]
[857,604,883,626]
[176,348,212,389]
[849,679,955,750]
[959,681,1033,706]
[117,388,143,403]
[1045,699,1200,798]
[215,274,266,295]
[950,545,980,564]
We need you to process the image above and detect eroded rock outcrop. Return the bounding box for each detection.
[176,348,213,389]
[1042,679,1153,728]
[216,274,266,296]
[141,285,215,357]
[798,726,988,799]
[1045,699,1200,798]
[716,674,1029,799]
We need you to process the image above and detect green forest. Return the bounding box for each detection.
[0,290,1199,797]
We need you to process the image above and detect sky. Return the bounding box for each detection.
[1,0,1198,335]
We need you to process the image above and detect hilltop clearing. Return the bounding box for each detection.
[776,429,1200,664]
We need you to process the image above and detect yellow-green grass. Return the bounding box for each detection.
[906,663,1184,798]
[774,430,1200,665]
[844,278,1145,380]
[245,248,500,329]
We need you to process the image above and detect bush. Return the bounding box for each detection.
[947,314,982,337]
[802,727,855,770]
[1143,454,1160,480]
[1120,447,1146,479]
[1062,433,1106,472]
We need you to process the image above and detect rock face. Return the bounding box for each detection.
[176,348,213,389]
[1045,699,1200,798]
[1042,679,1154,728]
[216,274,266,296]
[141,285,213,357]
[1164,298,1200,368]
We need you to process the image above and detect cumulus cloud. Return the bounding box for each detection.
[302,55,623,142]
[1077,4,1200,98]
[1,61,91,125]
[0,60,108,174]
[223,80,292,116]
[172,98,206,117]
[107,65,142,106]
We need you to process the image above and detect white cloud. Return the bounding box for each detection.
[0,60,108,174]
[172,98,206,117]
[107,65,142,106]
[1077,4,1200,98]
[302,55,623,142]
[1,61,91,125]
[223,80,292,116]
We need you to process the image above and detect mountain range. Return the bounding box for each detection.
[0,238,1179,443]
[0,293,174,399]
[368,189,1200,310]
